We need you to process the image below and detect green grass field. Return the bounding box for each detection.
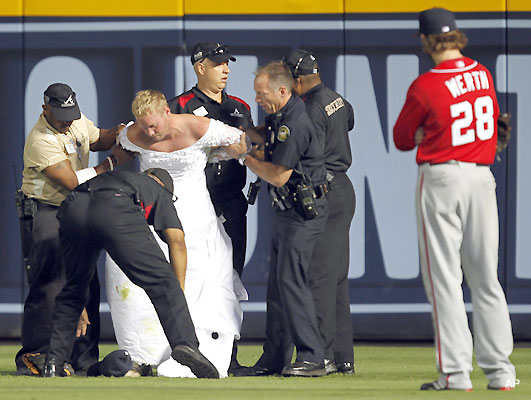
[0,343,528,399]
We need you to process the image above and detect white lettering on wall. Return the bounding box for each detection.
[496,55,531,278]
[336,55,420,279]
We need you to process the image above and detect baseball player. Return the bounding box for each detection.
[393,8,516,391]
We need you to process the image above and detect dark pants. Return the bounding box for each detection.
[212,194,248,277]
[48,190,199,363]
[15,202,100,371]
[257,197,329,371]
[309,173,356,364]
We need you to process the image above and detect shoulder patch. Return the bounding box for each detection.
[277,125,290,142]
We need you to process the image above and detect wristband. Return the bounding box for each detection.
[107,154,118,170]
[75,167,97,184]
[106,156,114,171]
[238,152,248,166]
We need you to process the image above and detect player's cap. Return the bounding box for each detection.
[283,49,319,78]
[145,168,174,194]
[190,42,236,65]
[98,350,132,377]
[43,83,81,122]
[418,7,458,36]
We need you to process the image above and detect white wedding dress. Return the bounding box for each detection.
[105,119,247,378]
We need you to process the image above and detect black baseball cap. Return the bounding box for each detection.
[418,8,458,36]
[283,49,319,78]
[190,42,236,65]
[96,350,132,377]
[145,168,174,193]
[43,83,81,122]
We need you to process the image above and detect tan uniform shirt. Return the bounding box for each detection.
[22,113,100,206]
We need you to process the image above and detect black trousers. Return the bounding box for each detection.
[309,173,356,364]
[212,194,248,277]
[15,202,100,371]
[257,197,329,371]
[48,190,199,363]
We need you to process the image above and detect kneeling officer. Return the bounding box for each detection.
[43,168,219,379]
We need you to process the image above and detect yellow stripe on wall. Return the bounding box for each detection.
[184,0,344,15]
[2,0,531,17]
[1,0,23,16]
[345,0,508,13]
[23,0,183,17]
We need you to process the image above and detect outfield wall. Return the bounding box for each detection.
[1,1,530,341]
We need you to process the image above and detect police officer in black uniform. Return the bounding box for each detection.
[42,169,219,379]
[226,62,329,377]
[284,50,356,375]
[168,42,253,278]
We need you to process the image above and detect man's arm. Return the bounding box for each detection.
[90,124,125,152]
[161,228,187,290]
[243,156,292,187]
[226,134,292,187]
[42,151,118,191]
[393,87,426,151]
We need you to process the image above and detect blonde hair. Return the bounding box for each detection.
[131,89,168,118]
[421,30,468,54]
[255,61,294,92]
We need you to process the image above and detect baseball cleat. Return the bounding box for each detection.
[421,381,472,391]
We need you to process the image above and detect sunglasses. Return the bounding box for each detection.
[197,45,229,63]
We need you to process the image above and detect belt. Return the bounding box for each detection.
[36,199,59,209]
[427,160,490,167]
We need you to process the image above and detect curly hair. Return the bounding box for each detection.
[421,30,468,54]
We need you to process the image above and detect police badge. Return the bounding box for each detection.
[277,125,290,142]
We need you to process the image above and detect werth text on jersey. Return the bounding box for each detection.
[445,71,489,99]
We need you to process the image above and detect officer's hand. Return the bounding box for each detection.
[76,308,91,337]
[226,133,248,159]
[414,127,425,145]
[250,144,265,161]
[243,125,266,144]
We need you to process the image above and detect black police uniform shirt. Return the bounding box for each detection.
[168,86,253,204]
[265,95,326,192]
[76,171,182,238]
[301,83,355,173]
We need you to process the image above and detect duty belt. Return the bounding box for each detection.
[270,182,328,211]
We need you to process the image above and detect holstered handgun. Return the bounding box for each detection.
[247,179,262,205]
[15,189,37,219]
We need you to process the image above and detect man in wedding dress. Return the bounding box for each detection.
[106,90,248,378]
[168,41,254,373]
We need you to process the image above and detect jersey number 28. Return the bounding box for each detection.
[450,95,494,146]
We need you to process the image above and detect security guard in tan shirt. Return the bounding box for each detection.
[16,83,128,376]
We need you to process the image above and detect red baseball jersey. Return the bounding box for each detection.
[393,56,499,165]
